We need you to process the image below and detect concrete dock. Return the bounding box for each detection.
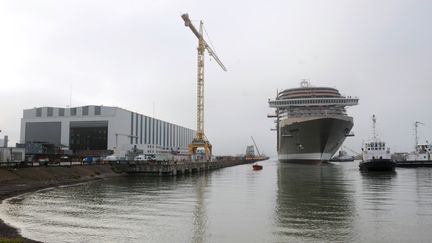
[396,160,432,167]
[113,157,266,176]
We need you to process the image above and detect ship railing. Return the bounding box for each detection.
[284,109,347,117]
[286,113,346,118]
[277,107,346,115]
[276,113,348,119]
[269,97,359,108]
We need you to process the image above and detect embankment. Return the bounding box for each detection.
[0,164,123,242]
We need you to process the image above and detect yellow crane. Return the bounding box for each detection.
[181,13,226,161]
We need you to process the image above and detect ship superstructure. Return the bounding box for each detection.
[395,121,432,167]
[406,121,431,162]
[359,115,395,171]
[268,80,359,163]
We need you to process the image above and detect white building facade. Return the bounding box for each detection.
[20,105,195,156]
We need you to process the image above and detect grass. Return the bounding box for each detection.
[0,238,26,243]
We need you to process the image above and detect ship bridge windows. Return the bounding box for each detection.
[367,142,385,150]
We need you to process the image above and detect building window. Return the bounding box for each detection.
[140,115,143,144]
[135,114,138,144]
[83,106,89,116]
[151,118,154,144]
[169,124,173,147]
[36,108,42,117]
[164,123,167,147]
[156,120,159,145]
[144,116,148,144]
[59,108,65,116]
[71,108,77,116]
[130,113,134,144]
[95,106,101,115]
[47,107,53,117]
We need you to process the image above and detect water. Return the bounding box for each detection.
[1,160,432,243]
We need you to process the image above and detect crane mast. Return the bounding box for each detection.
[181,13,226,161]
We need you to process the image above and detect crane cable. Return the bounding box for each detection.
[203,25,218,60]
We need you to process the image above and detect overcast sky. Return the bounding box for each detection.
[1,0,431,156]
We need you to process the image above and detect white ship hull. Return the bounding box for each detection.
[278,116,353,163]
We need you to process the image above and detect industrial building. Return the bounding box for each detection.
[0,134,25,163]
[20,105,196,157]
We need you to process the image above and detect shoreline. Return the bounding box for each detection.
[0,164,124,242]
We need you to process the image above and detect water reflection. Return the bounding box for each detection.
[190,175,207,243]
[360,171,397,194]
[274,162,355,242]
[356,168,404,242]
[359,171,397,217]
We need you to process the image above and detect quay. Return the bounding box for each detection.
[0,156,269,176]
[113,157,267,176]
[396,161,432,168]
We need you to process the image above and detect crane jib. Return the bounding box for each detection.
[181,13,227,72]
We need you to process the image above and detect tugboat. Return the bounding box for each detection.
[359,115,396,171]
[329,147,355,162]
[396,121,432,167]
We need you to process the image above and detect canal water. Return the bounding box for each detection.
[1,160,432,243]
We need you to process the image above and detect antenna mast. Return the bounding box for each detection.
[414,121,424,147]
[372,114,377,141]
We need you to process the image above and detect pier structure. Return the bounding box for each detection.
[396,160,432,167]
[114,157,264,176]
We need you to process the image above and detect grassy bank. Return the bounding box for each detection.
[0,164,123,242]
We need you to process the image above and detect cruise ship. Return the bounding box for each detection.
[268,80,359,163]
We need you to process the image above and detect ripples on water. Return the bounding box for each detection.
[1,161,432,242]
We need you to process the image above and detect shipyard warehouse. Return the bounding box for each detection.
[20,105,195,159]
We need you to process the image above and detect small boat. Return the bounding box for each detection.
[253,163,263,170]
[359,115,396,171]
[396,121,432,167]
[330,148,355,162]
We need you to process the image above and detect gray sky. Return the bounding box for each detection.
[1,0,431,156]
